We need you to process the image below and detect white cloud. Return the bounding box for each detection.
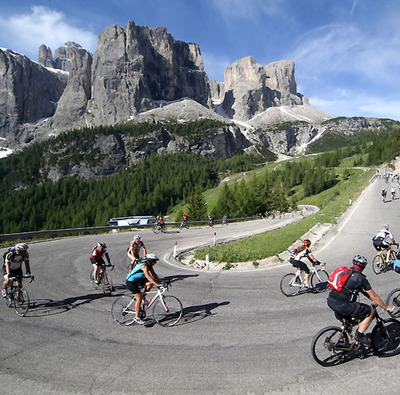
[0,6,97,59]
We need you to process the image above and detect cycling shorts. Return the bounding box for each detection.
[2,265,23,278]
[90,257,105,266]
[289,257,310,274]
[327,297,371,321]
[373,239,390,251]
[126,278,146,294]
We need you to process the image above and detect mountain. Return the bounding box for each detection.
[0,20,394,162]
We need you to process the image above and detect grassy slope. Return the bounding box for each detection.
[193,163,373,263]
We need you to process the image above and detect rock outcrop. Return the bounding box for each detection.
[221,56,306,121]
[0,48,67,142]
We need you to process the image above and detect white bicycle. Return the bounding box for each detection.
[111,280,183,327]
[280,263,329,296]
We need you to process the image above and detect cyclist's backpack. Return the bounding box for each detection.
[328,266,354,291]
[394,259,400,274]
[2,247,15,263]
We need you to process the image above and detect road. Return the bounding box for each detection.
[1,178,400,394]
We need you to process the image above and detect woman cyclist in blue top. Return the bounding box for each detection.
[126,253,161,325]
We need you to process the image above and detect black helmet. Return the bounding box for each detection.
[353,254,367,268]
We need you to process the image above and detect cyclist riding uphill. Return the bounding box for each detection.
[126,253,162,325]
[127,235,147,270]
[289,239,321,288]
[90,242,112,285]
[2,243,32,297]
[327,255,392,345]
[372,224,397,262]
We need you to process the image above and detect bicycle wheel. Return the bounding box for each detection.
[311,326,350,367]
[152,295,183,327]
[386,288,400,319]
[280,273,301,297]
[372,255,385,274]
[102,273,113,294]
[153,227,160,234]
[111,296,136,325]
[310,269,329,293]
[13,287,30,317]
[371,319,400,357]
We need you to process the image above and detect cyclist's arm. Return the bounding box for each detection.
[142,264,159,286]
[142,245,147,256]
[148,265,161,283]
[365,288,391,311]
[5,261,11,276]
[104,253,111,265]
[24,259,31,273]
[307,253,320,264]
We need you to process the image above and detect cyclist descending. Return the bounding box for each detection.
[381,189,387,202]
[90,242,112,285]
[372,224,397,263]
[327,255,392,345]
[2,243,32,297]
[391,186,396,200]
[289,239,321,288]
[125,253,162,325]
[127,235,147,271]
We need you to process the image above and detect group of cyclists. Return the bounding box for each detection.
[289,223,398,345]
[89,235,162,325]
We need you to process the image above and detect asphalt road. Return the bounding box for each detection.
[1,178,400,394]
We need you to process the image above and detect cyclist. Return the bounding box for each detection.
[381,189,387,202]
[208,215,214,227]
[2,243,32,297]
[182,213,188,224]
[125,253,162,325]
[289,239,321,288]
[155,216,165,231]
[90,242,112,285]
[127,235,147,270]
[327,254,392,345]
[391,186,396,200]
[372,224,397,263]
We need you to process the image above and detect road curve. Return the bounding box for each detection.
[1,178,400,394]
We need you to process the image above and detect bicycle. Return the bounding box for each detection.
[280,263,329,296]
[153,222,167,234]
[3,274,34,317]
[179,220,189,230]
[372,242,398,274]
[311,304,400,366]
[90,264,114,294]
[385,288,400,319]
[111,280,183,327]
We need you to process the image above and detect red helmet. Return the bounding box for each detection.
[303,239,311,247]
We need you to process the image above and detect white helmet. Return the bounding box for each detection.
[383,224,389,230]
[133,235,141,241]
[146,253,159,262]
[15,243,28,252]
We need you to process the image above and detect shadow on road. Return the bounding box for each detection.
[27,292,114,317]
[178,301,230,325]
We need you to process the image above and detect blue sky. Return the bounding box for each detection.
[1,0,400,120]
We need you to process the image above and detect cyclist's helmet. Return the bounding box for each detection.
[15,243,28,252]
[133,235,141,242]
[353,254,368,269]
[383,224,389,230]
[303,239,311,247]
[146,253,159,262]
[97,242,107,249]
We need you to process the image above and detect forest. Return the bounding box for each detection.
[0,121,399,234]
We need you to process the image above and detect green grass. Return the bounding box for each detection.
[193,168,374,263]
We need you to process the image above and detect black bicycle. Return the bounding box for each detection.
[90,264,114,294]
[311,304,400,366]
[3,274,34,317]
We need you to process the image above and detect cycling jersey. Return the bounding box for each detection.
[4,250,30,271]
[90,246,108,263]
[126,262,148,282]
[292,247,313,263]
[129,240,144,252]
[373,229,393,241]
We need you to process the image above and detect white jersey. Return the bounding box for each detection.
[374,229,393,241]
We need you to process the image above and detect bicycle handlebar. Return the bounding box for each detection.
[8,274,34,283]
